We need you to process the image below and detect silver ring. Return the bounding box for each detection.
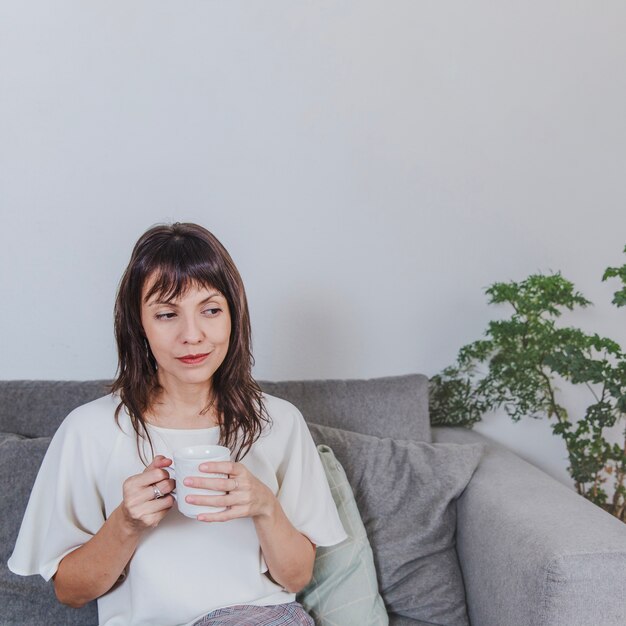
[232,478,239,491]
[152,484,163,499]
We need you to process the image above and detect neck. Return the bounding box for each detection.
[147,374,218,428]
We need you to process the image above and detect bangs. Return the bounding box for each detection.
[141,237,226,303]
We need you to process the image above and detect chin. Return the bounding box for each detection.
[180,370,215,384]
[162,365,212,385]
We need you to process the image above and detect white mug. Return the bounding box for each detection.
[166,444,231,518]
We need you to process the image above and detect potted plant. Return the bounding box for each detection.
[431,251,626,520]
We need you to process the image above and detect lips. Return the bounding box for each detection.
[176,353,210,365]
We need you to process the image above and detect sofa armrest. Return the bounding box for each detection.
[433,426,626,626]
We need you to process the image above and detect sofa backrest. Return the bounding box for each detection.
[0,380,112,438]
[0,373,431,442]
[261,374,430,441]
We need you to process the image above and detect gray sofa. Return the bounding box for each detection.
[2,374,626,626]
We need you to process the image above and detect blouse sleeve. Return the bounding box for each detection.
[273,405,347,548]
[8,410,107,581]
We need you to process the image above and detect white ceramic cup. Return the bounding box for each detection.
[166,444,231,518]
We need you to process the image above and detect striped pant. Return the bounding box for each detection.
[192,601,314,626]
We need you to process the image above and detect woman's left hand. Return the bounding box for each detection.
[188,461,315,592]
[183,461,276,522]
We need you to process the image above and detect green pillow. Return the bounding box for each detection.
[297,445,388,626]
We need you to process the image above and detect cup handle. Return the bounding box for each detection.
[165,465,177,501]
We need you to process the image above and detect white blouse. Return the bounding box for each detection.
[8,392,346,626]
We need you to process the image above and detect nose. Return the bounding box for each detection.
[179,314,204,344]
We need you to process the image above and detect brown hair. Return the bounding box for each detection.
[109,222,269,463]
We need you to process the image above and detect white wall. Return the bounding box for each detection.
[2,1,625,488]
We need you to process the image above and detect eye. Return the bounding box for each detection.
[155,312,176,320]
[203,308,222,317]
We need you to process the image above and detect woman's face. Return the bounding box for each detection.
[140,275,232,391]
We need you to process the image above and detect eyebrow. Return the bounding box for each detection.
[147,292,223,307]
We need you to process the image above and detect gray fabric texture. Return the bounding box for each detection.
[0,374,431,442]
[308,423,483,625]
[260,374,431,442]
[0,433,99,625]
[0,380,112,438]
[433,426,626,626]
[389,615,432,626]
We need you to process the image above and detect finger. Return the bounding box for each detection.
[149,479,175,501]
[146,455,173,471]
[138,469,170,489]
[198,461,236,475]
[146,483,167,502]
[137,466,172,488]
[154,477,176,496]
[185,493,241,509]
[124,492,174,525]
[197,506,244,523]
[183,476,239,492]
[124,472,166,501]
[145,454,165,469]
[148,493,175,512]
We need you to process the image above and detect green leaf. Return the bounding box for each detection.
[603,245,626,308]
[431,263,626,521]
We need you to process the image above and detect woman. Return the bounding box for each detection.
[9,223,346,626]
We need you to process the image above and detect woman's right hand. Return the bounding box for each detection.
[119,455,176,532]
[54,455,175,607]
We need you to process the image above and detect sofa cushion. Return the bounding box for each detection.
[298,444,388,625]
[308,423,483,625]
[260,374,431,442]
[0,433,98,625]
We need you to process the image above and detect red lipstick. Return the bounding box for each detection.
[176,353,210,365]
